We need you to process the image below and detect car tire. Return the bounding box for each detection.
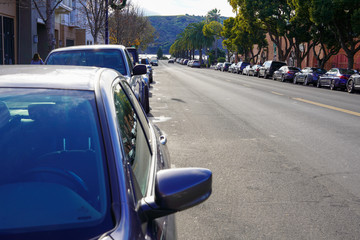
[281,75,285,82]
[347,79,355,93]
[330,80,336,90]
[317,80,321,88]
[303,77,308,86]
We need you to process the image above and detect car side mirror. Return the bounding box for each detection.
[139,168,212,221]
[133,64,147,76]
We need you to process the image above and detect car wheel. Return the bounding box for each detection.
[281,75,285,82]
[330,80,336,90]
[317,80,321,88]
[303,77,308,86]
[347,79,355,93]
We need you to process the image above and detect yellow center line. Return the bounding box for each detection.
[271,91,284,96]
[293,98,360,117]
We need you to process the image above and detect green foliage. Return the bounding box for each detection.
[157,47,163,59]
[217,57,226,63]
[309,0,360,68]
[203,21,223,38]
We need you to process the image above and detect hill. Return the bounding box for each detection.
[143,15,205,55]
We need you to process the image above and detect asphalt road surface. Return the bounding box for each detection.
[148,60,360,240]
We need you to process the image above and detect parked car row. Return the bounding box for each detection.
[174,58,203,67]
[214,60,360,93]
[214,62,251,74]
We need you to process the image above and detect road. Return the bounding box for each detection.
[149,61,360,239]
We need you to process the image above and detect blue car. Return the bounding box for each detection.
[317,68,356,90]
[0,65,212,240]
[293,67,326,86]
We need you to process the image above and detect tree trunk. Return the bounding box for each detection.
[46,0,55,54]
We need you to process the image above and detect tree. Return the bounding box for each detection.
[109,1,155,50]
[79,0,107,44]
[203,21,223,59]
[310,0,360,69]
[221,17,237,62]
[206,8,221,23]
[32,0,64,54]
[230,0,294,62]
[157,47,163,59]
[170,21,213,62]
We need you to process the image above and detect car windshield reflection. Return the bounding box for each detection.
[0,88,112,236]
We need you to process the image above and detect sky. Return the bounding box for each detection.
[131,0,235,17]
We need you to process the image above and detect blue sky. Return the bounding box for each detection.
[131,0,235,17]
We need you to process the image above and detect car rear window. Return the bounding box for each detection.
[288,67,300,71]
[339,69,356,75]
[272,62,286,68]
[46,49,127,75]
[0,88,113,239]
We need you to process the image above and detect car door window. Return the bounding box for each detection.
[113,83,151,196]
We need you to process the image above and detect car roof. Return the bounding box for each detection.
[49,44,126,53]
[0,65,111,90]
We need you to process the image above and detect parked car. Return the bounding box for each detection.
[248,64,261,76]
[168,58,175,63]
[258,61,286,79]
[221,62,231,72]
[229,63,237,73]
[0,65,212,240]
[214,63,223,70]
[125,46,139,65]
[235,62,250,74]
[140,58,153,84]
[317,68,356,90]
[150,57,158,66]
[272,66,301,82]
[191,60,201,68]
[346,73,360,93]
[242,65,252,75]
[293,67,327,86]
[183,59,189,65]
[46,45,150,113]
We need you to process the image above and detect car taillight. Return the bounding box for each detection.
[340,75,348,80]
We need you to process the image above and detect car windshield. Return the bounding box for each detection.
[339,69,356,75]
[46,49,127,75]
[0,88,113,239]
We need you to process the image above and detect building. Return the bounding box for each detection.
[1,0,94,65]
[250,33,360,70]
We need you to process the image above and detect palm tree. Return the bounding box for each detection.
[206,8,221,23]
